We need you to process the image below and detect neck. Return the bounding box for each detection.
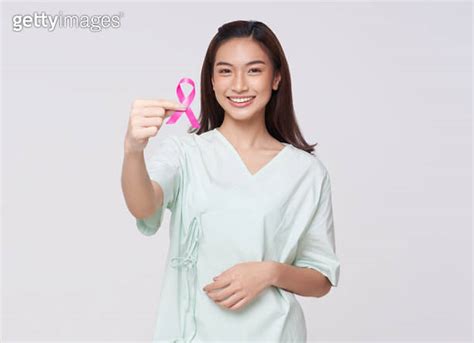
[217,113,272,150]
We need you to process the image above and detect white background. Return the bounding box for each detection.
[1,1,472,342]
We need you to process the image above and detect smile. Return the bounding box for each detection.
[227,96,256,107]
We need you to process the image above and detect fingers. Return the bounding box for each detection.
[203,277,231,292]
[135,116,165,128]
[228,295,247,311]
[208,285,240,302]
[132,99,187,119]
[126,98,186,152]
[214,290,247,311]
[133,99,187,110]
[131,106,165,118]
[132,126,159,140]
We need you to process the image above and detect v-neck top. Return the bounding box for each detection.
[135,128,340,342]
[214,128,291,177]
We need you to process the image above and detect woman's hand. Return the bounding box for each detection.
[124,99,187,154]
[203,261,276,311]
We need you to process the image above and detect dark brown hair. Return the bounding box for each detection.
[187,20,317,155]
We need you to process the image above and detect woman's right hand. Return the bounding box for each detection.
[124,99,187,154]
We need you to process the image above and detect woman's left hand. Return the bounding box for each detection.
[203,261,276,311]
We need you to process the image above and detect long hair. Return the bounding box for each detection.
[187,20,318,155]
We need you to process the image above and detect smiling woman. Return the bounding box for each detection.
[123,19,340,343]
[212,44,279,120]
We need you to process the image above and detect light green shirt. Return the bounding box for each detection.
[136,128,340,342]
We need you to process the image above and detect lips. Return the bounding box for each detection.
[226,96,255,108]
[227,96,256,100]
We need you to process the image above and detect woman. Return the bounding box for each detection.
[122,20,340,342]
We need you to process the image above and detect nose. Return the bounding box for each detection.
[231,71,249,92]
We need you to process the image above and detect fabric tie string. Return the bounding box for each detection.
[166,77,200,128]
[170,215,202,343]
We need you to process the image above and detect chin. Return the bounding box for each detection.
[225,108,261,121]
[220,103,265,121]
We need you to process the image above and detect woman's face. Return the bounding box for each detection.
[211,37,281,123]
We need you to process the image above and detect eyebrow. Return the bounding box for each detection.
[215,60,266,67]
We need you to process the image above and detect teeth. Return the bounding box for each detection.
[229,97,254,103]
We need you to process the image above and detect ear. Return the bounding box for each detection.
[272,70,281,91]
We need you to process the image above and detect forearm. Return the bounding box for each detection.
[121,149,157,219]
[266,261,331,298]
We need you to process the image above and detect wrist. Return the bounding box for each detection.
[124,137,146,156]
[124,144,144,157]
[265,261,280,287]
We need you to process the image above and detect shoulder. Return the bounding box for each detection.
[151,134,193,167]
[310,154,330,180]
[158,130,215,156]
[171,129,220,152]
[287,146,332,197]
[288,145,329,179]
[158,132,196,151]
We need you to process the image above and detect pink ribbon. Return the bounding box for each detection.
[166,77,200,128]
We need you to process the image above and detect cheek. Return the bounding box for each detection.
[251,78,272,92]
[253,82,272,98]
[213,80,228,94]
[212,86,228,106]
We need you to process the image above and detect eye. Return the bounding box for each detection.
[249,68,262,73]
[218,68,231,74]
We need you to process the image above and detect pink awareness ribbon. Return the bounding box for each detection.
[166,77,200,128]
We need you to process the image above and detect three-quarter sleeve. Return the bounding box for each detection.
[136,135,182,236]
[293,169,341,287]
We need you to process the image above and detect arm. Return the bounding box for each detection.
[267,261,332,298]
[121,149,162,219]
